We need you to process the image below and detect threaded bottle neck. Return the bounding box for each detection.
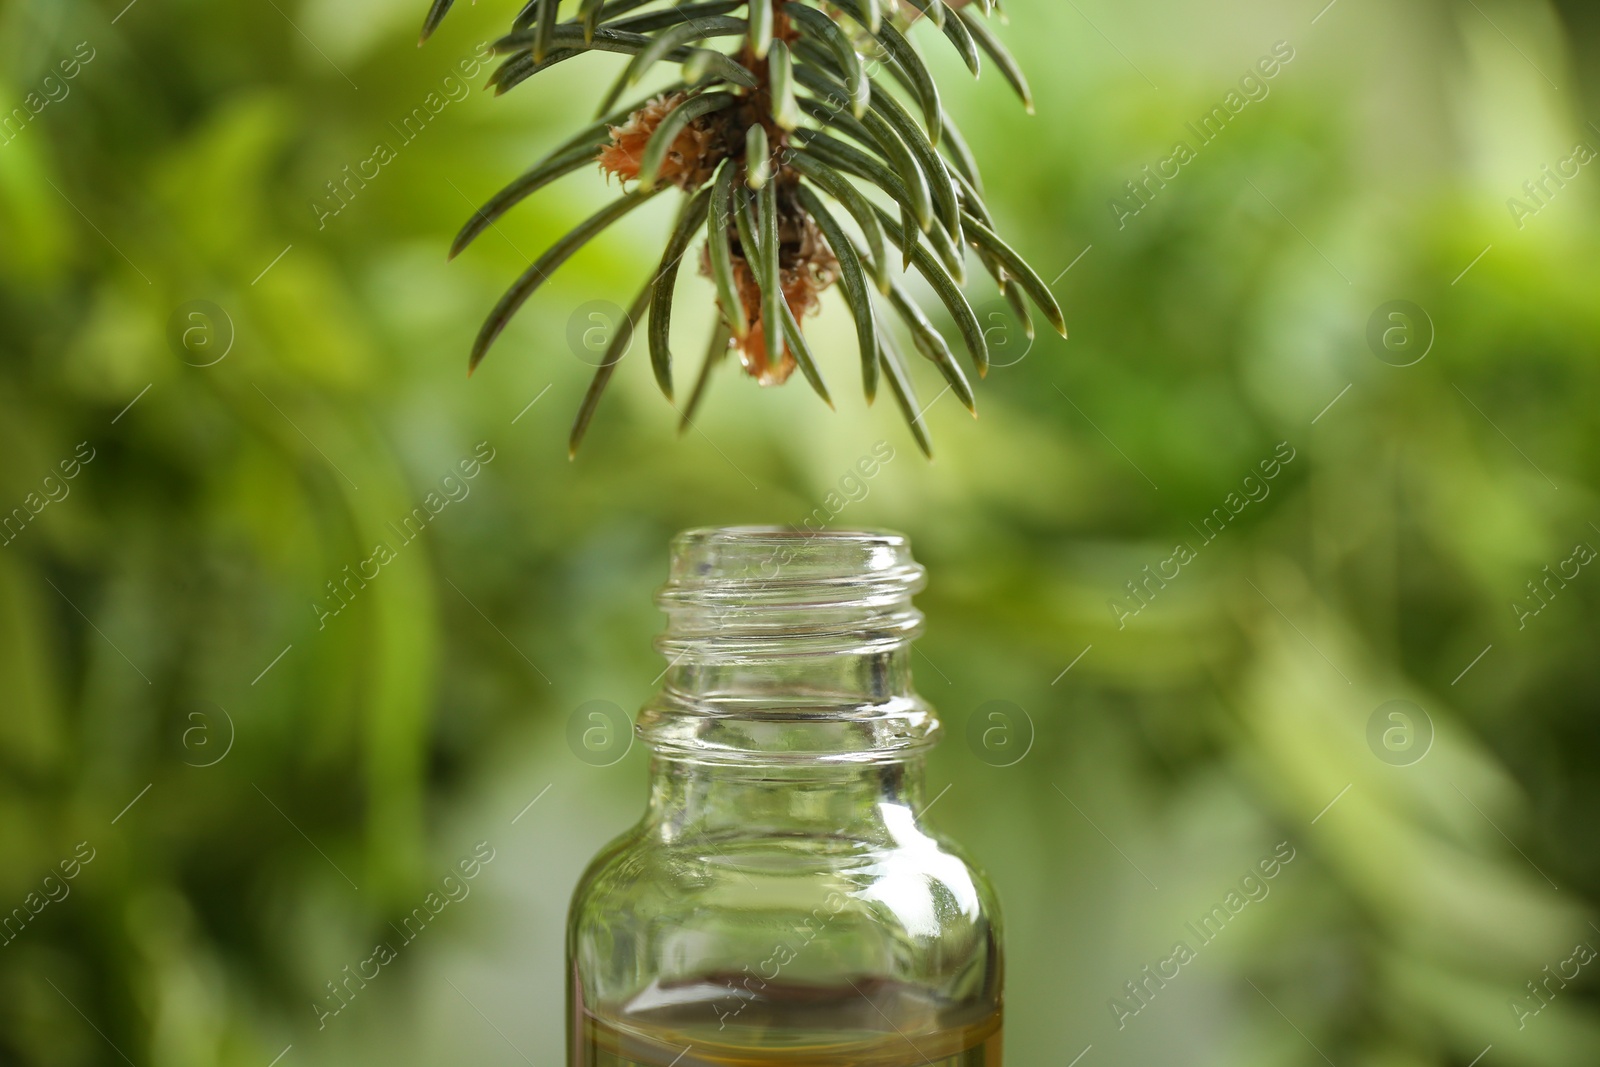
[637,527,938,764]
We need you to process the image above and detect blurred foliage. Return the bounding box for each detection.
[1,0,1598,1064]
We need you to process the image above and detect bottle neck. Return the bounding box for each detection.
[635,527,939,766]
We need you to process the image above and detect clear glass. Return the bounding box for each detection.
[567,527,1004,1066]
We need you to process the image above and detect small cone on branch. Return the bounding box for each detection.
[598,93,728,191]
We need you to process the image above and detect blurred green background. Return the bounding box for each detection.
[3,0,1599,1063]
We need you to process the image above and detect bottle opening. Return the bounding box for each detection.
[666,526,925,591]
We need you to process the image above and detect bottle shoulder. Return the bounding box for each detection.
[569,812,1002,945]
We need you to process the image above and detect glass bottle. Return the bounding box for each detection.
[567,527,1004,1066]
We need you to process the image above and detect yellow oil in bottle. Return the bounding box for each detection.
[575,977,1002,1067]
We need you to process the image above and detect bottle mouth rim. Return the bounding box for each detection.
[661,525,925,609]
[672,525,909,547]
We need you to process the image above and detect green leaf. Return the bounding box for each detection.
[955,177,1034,342]
[769,40,800,130]
[610,1,742,32]
[532,0,559,63]
[792,130,950,277]
[707,160,748,339]
[493,22,641,54]
[511,0,659,33]
[492,25,757,94]
[681,47,723,85]
[579,0,605,44]
[779,295,834,408]
[749,0,774,58]
[945,159,991,225]
[732,174,761,272]
[874,203,987,379]
[450,141,598,261]
[1002,276,1035,340]
[637,91,739,191]
[649,186,715,398]
[790,47,959,240]
[902,0,945,28]
[877,319,934,457]
[882,272,976,409]
[419,0,454,44]
[757,177,784,381]
[793,132,925,256]
[789,119,876,171]
[596,16,747,113]
[849,41,981,194]
[925,206,967,283]
[898,203,917,272]
[870,171,966,281]
[783,3,869,117]
[792,64,933,232]
[962,210,1068,337]
[824,0,941,144]
[486,51,544,93]
[624,16,746,89]
[859,77,962,241]
[680,317,733,432]
[957,7,1033,112]
[570,279,652,457]
[796,184,879,400]
[746,124,770,189]
[787,150,890,293]
[870,204,979,383]
[516,0,644,30]
[936,3,982,75]
[469,187,663,373]
[453,83,688,256]
[792,94,878,157]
